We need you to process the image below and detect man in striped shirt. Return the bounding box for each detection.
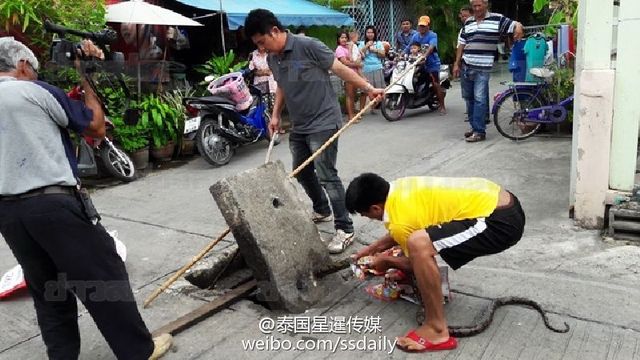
[453,0,524,142]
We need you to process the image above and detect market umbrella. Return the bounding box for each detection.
[107,0,203,26]
[106,0,202,94]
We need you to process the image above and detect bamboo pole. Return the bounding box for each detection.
[143,228,230,308]
[142,53,426,308]
[289,54,425,178]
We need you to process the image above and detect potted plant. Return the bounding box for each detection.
[137,93,180,161]
[196,50,248,79]
[112,118,151,169]
[161,87,196,156]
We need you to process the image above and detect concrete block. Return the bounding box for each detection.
[210,161,332,312]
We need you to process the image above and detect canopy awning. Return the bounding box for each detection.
[175,0,354,30]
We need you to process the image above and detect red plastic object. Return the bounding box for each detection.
[399,330,458,352]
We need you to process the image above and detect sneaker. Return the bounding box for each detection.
[464,130,474,138]
[327,230,355,254]
[465,133,486,142]
[312,212,333,223]
[149,333,172,360]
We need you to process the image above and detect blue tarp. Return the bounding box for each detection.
[175,0,354,30]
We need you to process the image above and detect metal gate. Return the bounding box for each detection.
[340,0,412,45]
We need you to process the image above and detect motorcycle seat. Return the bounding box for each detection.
[185,96,235,106]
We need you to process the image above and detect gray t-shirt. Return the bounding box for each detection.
[267,33,341,134]
[0,76,92,195]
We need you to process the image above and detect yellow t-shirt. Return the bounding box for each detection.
[383,176,501,255]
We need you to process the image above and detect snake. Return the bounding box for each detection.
[415,296,570,337]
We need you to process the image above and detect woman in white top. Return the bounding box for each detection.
[248,45,280,132]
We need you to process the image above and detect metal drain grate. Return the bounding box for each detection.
[608,205,640,242]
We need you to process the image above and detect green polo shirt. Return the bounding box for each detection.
[267,33,342,134]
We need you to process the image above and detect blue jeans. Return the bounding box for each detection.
[461,64,491,134]
[289,129,353,233]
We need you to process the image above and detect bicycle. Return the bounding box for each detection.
[492,53,574,140]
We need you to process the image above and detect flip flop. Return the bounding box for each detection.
[396,330,457,352]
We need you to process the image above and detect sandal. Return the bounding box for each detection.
[396,330,457,352]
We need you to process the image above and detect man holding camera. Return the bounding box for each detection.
[0,38,170,359]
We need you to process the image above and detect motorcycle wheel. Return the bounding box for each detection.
[381,93,407,122]
[99,144,136,182]
[196,117,235,166]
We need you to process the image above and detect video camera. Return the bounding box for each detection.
[45,20,119,66]
[44,21,133,120]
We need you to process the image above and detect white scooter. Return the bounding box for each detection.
[381,56,451,122]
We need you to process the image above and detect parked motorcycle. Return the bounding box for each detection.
[67,86,136,182]
[381,56,451,122]
[75,119,136,182]
[182,71,276,166]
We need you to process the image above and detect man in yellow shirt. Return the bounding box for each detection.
[346,173,524,352]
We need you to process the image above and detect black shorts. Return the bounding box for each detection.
[427,192,525,270]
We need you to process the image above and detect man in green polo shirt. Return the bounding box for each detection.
[244,9,385,253]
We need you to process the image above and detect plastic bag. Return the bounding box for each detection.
[0,265,26,300]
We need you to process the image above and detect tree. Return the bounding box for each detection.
[0,0,106,56]
[533,0,578,28]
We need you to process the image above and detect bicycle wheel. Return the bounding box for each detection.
[493,89,544,140]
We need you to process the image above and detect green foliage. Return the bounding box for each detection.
[300,25,341,50]
[111,117,150,153]
[547,67,574,103]
[0,0,41,33]
[38,66,81,92]
[196,50,248,79]
[0,0,107,53]
[101,81,150,152]
[100,78,132,118]
[136,94,180,148]
[160,87,196,133]
[533,0,578,29]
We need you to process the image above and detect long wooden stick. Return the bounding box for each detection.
[289,53,425,178]
[143,228,230,308]
[264,132,279,164]
[142,53,425,308]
